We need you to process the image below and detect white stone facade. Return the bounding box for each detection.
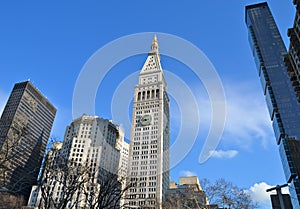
[27,115,129,209]
[126,36,170,209]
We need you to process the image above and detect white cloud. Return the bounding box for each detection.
[189,79,275,152]
[250,182,274,204]
[221,81,274,149]
[247,182,290,208]
[180,170,197,177]
[209,149,238,159]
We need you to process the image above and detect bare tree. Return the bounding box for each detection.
[33,135,140,209]
[83,170,140,209]
[36,146,136,209]
[162,187,208,209]
[163,193,187,209]
[37,157,90,209]
[0,120,27,190]
[0,118,37,209]
[0,115,42,201]
[200,178,258,209]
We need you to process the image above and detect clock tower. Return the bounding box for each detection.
[126,35,170,209]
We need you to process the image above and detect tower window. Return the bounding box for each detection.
[147,91,150,99]
[137,92,141,101]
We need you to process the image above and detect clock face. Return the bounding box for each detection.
[140,115,152,126]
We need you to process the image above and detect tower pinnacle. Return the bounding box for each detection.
[151,34,159,52]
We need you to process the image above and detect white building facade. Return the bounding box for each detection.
[28,115,129,209]
[126,36,170,209]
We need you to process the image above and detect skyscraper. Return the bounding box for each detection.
[126,36,170,209]
[0,81,56,201]
[246,2,300,207]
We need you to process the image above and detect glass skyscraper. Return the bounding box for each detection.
[246,2,300,207]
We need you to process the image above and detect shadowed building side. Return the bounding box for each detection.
[0,81,56,206]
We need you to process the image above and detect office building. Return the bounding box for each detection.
[60,115,123,175]
[0,81,56,203]
[246,2,300,207]
[28,115,129,209]
[126,36,170,209]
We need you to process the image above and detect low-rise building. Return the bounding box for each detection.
[165,176,208,209]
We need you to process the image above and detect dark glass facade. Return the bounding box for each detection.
[0,81,56,201]
[246,2,300,207]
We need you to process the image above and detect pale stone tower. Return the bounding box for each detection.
[126,36,170,209]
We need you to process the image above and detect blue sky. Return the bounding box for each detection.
[0,1,295,208]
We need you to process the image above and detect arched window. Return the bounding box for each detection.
[151,90,155,98]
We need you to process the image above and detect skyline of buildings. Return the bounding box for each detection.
[0,0,298,208]
[0,81,56,207]
[246,1,300,208]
